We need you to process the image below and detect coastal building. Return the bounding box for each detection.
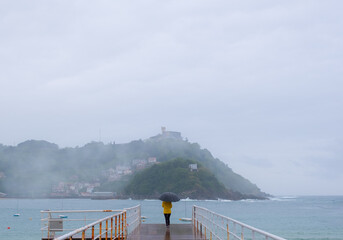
[148,157,157,164]
[132,159,148,170]
[189,164,198,172]
[116,165,131,175]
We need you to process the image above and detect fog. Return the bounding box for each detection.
[1,0,342,196]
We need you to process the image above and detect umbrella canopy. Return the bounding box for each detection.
[159,192,180,202]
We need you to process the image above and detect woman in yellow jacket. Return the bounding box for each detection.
[162,201,172,227]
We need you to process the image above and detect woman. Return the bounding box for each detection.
[162,201,172,227]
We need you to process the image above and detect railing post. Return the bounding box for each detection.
[241,226,244,240]
[106,219,108,240]
[124,211,127,239]
[111,217,113,240]
[121,213,124,240]
[47,212,51,240]
[227,223,229,240]
[118,214,121,240]
[92,226,95,240]
[115,215,118,240]
[99,222,102,240]
[82,230,85,240]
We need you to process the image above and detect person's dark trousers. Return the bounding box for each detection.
[164,214,171,226]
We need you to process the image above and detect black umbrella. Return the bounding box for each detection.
[159,192,180,202]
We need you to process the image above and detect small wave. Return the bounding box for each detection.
[280,196,297,199]
[180,198,197,201]
[268,196,297,201]
[239,199,258,203]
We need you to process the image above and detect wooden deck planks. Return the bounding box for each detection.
[127,224,205,240]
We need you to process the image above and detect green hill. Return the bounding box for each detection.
[0,131,268,199]
[124,158,244,200]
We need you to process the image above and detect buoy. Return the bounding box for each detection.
[7,227,10,229]
[13,214,20,217]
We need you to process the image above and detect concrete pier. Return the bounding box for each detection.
[127,224,205,240]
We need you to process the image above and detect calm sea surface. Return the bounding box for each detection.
[0,196,342,240]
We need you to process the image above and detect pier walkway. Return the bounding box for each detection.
[127,224,204,240]
[41,205,287,240]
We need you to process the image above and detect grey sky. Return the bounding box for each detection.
[1,0,342,196]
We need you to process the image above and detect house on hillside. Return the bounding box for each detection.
[189,164,198,172]
[132,159,148,170]
[148,157,157,164]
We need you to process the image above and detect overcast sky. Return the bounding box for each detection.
[1,0,342,196]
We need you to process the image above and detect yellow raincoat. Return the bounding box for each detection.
[162,201,172,214]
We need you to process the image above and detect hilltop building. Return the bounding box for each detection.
[161,127,182,139]
[149,127,183,141]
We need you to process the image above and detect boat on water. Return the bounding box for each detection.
[179,217,192,222]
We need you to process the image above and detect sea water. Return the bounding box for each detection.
[0,196,342,240]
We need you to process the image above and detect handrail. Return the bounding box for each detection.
[41,209,122,213]
[41,205,141,240]
[125,205,141,235]
[54,213,119,240]
[193,205,287,240]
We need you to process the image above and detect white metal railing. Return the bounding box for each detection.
[41,205,141,240]
[192,205,287,240]
[125,205,141,235]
